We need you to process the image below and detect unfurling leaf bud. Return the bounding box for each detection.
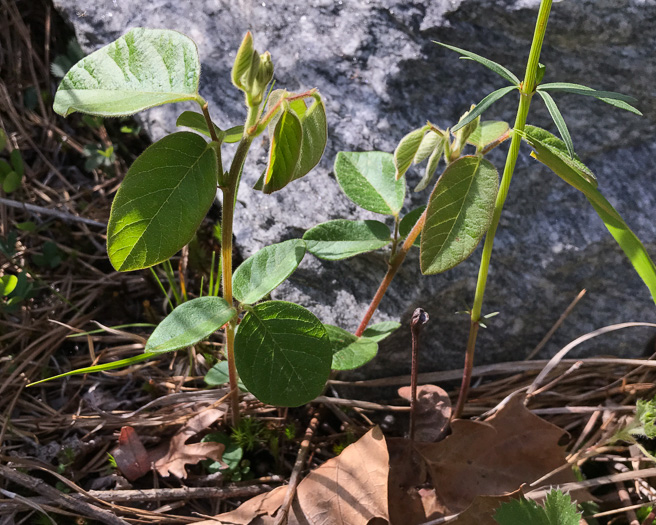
[394,125,430,180]
[231,32,254,90]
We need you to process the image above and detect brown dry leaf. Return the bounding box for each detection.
[113,426,151,481]
[154,408,226,478]
[206,426,390,525]
[450,488,523,525]
[415,395,579,515]
[398,384,451,442]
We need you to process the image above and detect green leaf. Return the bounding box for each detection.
[521,126,656,303]
[27,352,160,387]
[467,120,510,149]
[0,160,11,178]
[325,325,378,370]
[414,131,442,165]
[303,219,391,260]
[0,129,6,151]
[202,432,244,473]
[2,171,21,193]
[394,126,429,180]
[291,94,327,181]
[204,361,248,391]
[538,82,642,115]
[635,397,656,439]
[361,321,401,342]
[53,28,200,117]
[494,490,581,525]
[262,107,303,193]
[420,156,499,275]
[414,141,444,192]
[334,151,406,216]
[107,132,217,271]
[10,149,23,177]
[436,42,520,86]
[537,90,574,158]
[0,274,18,296]
[451,86,518,133]
[233,239,307,305]
[145,296,236,353]
[176,111,244,144]
[234,301,332,407]
[399,206,426,247]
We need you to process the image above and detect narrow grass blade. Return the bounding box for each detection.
[436,42,520,86]
[28,353,159,387]
[451,86,518,133]
[537,90,574,158]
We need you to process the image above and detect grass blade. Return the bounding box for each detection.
[538,82,642,115]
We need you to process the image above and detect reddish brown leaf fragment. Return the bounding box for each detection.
[112,426,151,481]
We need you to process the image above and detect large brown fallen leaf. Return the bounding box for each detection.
[398,384,451,442]
[415,395,582,517]
[199,426,389,525]
[154,408,226,478]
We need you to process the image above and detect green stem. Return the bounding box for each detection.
[453,0,553,419]
[222,105,260,426]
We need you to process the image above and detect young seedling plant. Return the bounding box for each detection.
[323,0,656,420]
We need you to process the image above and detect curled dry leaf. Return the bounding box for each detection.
[202,426,390,525]
[154,408,226,478]
[398,384,451,442]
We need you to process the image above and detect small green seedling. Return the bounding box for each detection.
[494,489,581,525]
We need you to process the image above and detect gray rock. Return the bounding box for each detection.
[53,0,656,380]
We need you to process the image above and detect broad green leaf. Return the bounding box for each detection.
[421,156,499,275]
[54,28,201,117]
[362,321,401,342]
[399,206,426,247]
[325,324,378,370]
[467,120,510,149]
[234,301,331,406]
[494,489,581,525]
[303,219,391,260]
[10,149,23,176]
[233,239,307,304]
[0,160,11,178]
[414,131,442,164]
[262,107,303,193]
[204,361,248,391]
[145,296,236,353]
[394,126,429,180]
[521,126,656,303]
[452,86,518,133]
[537,90,574,158]
[27,352,160,387]
[414,141,444,192]
[202,432,244,474]
[334,151,406,216]
[292,94,327,181]
[0,275,18,296]
[537,82,642,115]
[436,42,520,86]
[176,111,243,143]
[107,132,217,271]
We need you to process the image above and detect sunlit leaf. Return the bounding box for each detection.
[107,132,217,271]
[292,94,328,181]
[235,301,331,406]
[537,90,574,158]
[145,297,236,353]
[414,141,444,192]
[54,28,200,117]
[325,325,378,370]
[361,321,401,342]
[262,107,303,193]
[394,126,429,180]
[176,111,243,144]
[233,239,306,304]
[452,86,518,133]
[334,151,405,216]
[303,219,391,260]
[538,82,641,115]
[467,121,510,150]
[436,42,520,86]
[421,156,498,274]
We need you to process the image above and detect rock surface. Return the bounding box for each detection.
[53,0,656,379]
